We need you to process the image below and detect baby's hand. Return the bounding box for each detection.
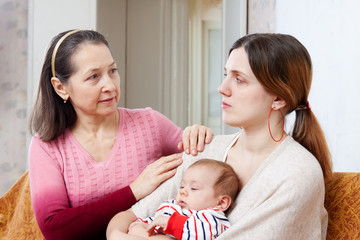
[147,216,171,236]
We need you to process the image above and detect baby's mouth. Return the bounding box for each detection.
[178,200,187,207]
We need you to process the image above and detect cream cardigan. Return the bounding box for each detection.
[132,133,328,240]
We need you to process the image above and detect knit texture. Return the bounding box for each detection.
[29,107,182,240]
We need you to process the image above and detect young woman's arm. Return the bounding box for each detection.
[106,209,139,240]
[107,209,174,240]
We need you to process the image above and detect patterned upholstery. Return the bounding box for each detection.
[325,172,360,240]
[0,171,359,239]
[0,171,43,240]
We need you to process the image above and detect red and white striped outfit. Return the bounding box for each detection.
[136,199,230,240]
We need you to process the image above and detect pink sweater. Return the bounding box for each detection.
[29,107,182,240]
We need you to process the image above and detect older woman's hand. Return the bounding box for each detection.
[178,124,213,156]
[129,153,183,201]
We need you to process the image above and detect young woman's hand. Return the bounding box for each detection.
[130,153,183,200]
[178,124,213,156]
[128,222,150,238]
[107,229,147,240]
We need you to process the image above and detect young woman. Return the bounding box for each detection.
[29,29,212,240]
[107,33,332,240]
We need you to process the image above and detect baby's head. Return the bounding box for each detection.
[176,159,240,211]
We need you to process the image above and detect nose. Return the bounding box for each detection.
[180,188,188,196]
[102,74,117,92]
[218,77,230,97]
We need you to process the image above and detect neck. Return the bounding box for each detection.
[71,110,118,139]
[235,125,287,156]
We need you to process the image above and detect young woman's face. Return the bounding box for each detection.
[175,165,220,211]
[64,43,120,118]
[218,47,275,129]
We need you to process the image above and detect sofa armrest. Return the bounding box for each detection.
[0,171,43,239]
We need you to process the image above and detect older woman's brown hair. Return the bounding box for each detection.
[29,30,109,142]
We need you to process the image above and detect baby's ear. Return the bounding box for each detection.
[216,195,232,212]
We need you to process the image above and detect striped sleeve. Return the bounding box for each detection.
[176,209,230,240]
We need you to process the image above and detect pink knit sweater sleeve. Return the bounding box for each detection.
[150,109,183,155]
[29,136,137,240]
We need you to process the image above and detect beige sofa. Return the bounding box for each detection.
[1,171,359,239]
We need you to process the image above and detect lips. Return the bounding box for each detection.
[99,97,114,103]
[178,200,187,207]
[221,101,231,109]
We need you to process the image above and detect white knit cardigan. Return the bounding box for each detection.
[132,133,328,240]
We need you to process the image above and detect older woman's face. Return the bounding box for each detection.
[64,43,120,118]
[218,47,275,130]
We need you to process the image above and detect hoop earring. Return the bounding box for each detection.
[268,107,285,142]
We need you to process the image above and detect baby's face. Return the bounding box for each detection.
[175,165,219,210]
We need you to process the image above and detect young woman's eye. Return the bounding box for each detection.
[236,77,242,83]
[191,188,198,191]
[223,73,228,77]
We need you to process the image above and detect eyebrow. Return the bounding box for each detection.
[83,61,117,75]
[224,67,249,78]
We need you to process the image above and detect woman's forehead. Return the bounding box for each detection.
[70,43,113,72]
[226,48,251,72]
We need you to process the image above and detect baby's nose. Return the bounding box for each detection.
[180,188,188,196]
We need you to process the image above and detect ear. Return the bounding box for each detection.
[271,96,287,110]
[51,77,69,102]
[215,195,232,212]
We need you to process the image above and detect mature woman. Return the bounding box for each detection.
[107,33,332,240]
[29,30,212,240]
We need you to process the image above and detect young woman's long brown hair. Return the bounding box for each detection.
[230,33,333,181]
[29,30,109,142]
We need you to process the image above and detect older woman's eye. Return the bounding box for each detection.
[110,68,118,74]
[89,74,98,80]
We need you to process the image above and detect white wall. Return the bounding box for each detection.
[277,0,360,172]
[26,0,360,174]
[221,0,247,134]
[27,0,97,157]
[28,0,97,104]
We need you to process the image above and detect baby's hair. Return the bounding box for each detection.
[188,159,240,204]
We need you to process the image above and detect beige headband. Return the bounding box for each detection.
[51,29,82,78]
